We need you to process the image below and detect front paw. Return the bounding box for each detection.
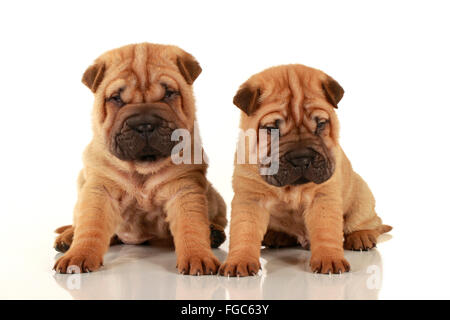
[310,253,350,274]
[219,257,261,277]
[176,251,220,276]
[53,250,103,273]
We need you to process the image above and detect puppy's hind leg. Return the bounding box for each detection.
[206,183,227,249]
[262,229,299,248]
[210,224,226,249]
[344,225,392,251]
[343,174,392,251]
[54,225,74,253]
[54,225,122,253]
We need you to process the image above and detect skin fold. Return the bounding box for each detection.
[53,43,227,275]
[220,64,392,276]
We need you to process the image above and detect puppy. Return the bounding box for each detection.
[53,43,227,275]
[220,64,391,276]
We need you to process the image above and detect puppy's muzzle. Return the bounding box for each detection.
[110,103,178,162]
[261,145,334,187]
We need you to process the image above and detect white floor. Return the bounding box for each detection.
[2,171,450,300]
[3,202,450,300]
[0,230,429,300]
[49,240,389,300]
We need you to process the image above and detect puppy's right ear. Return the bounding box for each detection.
[82,62,106,93]
[233,85,261,116]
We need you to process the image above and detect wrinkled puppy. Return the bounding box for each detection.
[53,43,227,275]
[220,65,391,276]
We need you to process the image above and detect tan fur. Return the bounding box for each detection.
[220,65,391,276]
[53,43,226,275]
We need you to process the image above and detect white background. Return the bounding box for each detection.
[1,0,449,299]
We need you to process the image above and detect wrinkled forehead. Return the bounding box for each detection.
[103,70,179,99]
[255,66,331,123]
[101,44,182,94]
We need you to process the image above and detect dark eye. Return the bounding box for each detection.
[315,118,329,134]
[261,119,281,131]
[162,84,179,101]
[107,93,124,107]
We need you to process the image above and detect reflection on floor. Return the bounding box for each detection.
[53,235,390,300]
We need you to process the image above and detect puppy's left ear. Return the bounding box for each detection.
[322,76,344,108]
[177,53,202,85]
[82,62,106,93]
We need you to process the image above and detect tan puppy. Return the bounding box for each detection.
[220,64,391,276]
[53,43,227,275]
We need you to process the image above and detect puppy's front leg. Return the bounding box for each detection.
[54,181,117,273]
[166,181,220,275]
[305,196,350,274]
[219,197,270,277]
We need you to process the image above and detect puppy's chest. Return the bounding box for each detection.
[265,199,307,223]
[263,190,314,241]
[114,192,171,245]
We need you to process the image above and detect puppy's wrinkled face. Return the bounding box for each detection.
[233,65,344,187]
[82,43,202,165]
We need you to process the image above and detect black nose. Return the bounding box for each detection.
[286,148,316,168]
[126,115,161,133]
[134,123,153,133]
[289,156,311,168]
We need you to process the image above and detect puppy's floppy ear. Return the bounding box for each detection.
[82,62,106,93]
[322,76,344,108]
[233,85,261,116]
[177,53,202,85]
